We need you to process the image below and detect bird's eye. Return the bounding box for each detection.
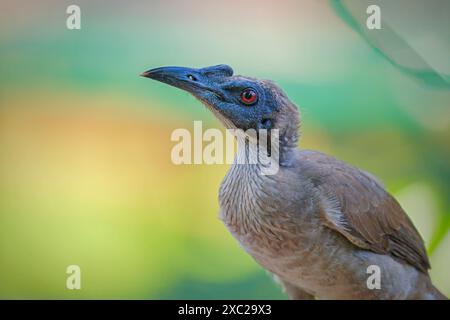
[240,88,258,105]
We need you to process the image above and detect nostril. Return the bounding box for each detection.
[187,74,197,81]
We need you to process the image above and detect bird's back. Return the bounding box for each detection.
[293,149,430,273]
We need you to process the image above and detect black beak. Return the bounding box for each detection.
[141,66,194,81]
[140,66,205,93]
[140,65,233,100]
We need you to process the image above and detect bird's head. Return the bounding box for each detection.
[141,64,300,147]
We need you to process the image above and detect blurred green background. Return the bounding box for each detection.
[0,0,449,299]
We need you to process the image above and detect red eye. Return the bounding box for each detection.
[240,88,258,105]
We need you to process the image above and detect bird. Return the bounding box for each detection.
[141,64,447,300]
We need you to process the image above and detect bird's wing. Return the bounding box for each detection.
[298,151,430,273]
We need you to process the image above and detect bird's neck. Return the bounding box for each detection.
[221,133,298,235]
[278,127,299,166]
[273,98,301,165]
[233,129,298,174]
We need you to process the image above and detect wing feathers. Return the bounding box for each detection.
[299,151,430,273]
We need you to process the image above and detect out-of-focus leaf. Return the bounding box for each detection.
[331,0,450,88]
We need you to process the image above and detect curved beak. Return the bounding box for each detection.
[140,65,233,101]
[140,66,204,94]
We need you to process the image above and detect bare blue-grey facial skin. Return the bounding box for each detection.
[141,64,278,131]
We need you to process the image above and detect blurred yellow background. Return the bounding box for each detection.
[0,0,449,298]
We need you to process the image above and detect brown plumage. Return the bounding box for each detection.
[141,64,447,299]
[306,151,431,273]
